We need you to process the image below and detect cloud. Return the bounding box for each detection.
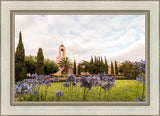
[15,15,145,63]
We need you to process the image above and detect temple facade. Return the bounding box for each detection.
[53,42,73,75]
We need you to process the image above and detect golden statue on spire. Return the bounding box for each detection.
[61,41,63,45]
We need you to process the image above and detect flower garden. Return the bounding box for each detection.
[15,60,145,102]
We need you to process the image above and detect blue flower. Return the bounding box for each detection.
[97,73,106,80]
[101,82,110,91]
[134,98,145,102]
[55,91,63,98]
[137,60,145,73]
[15,85,22,94]
[36,75,44,83]
[44,80,51,86]
[66,74,76,82]
[136,76,145,83]
[45,75,51,80]
[62,82,70,87]
[79,76,92,90]
[31,74,38,78]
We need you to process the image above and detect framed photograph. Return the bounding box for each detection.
[0,0,159,115]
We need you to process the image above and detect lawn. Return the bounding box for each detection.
[17,80,145,101]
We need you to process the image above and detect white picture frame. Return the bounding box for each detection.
[1,0,159,115]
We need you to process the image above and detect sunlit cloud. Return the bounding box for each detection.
[15,15,145,63]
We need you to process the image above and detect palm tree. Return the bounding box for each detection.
[58,57,72,74]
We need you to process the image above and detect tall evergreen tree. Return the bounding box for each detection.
[36,48,44,75]
[94,56,96,63]
[89,56,94,74]
[15,31,26,81]
[90,56,94,63]
[100,57,103,64]
[73,59,76,74]
[104,56,108,74]
[111,61,114,74]
[115,60,118,75]
[78,64,81,75]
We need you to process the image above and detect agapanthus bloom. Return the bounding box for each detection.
[55,91,63,98]
[137,60,145,73]
[134,97,145,102]
[97,73,106,80]
[44,80,51,86]
[66,74,76,82]
[136,76,145,83]
[79,76,92,90]
[20,82,32,94]
[36,75,44,84]
[32,90,38,96]
[45,75,51,80]
[53,77,60,82]
[15,85,22,94]
[62,82,70,87]
[31,74,38,78]
[101,80,115,91]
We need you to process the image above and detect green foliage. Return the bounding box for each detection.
[73,59,76,74]
[79,56,110,74]
[111,61,114,74]
[78,64,81,75]
[79,60,90,73]
[44,59,59,75]
[15,31,26,81]
[115,60,118,75]
[58,57,72,74]
[25,55,36,74]
[36,48,44,75]
[104,57,108,74]
[118,61,140,79]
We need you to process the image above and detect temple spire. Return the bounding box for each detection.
[61,41,63,45]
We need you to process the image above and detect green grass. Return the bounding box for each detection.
[17,80,145,101]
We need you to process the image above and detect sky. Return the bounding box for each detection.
[15,15,145,64]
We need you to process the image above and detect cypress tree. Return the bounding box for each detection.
[115,60,118,75]
[15,31,26,81]
[73,59,76,74]
[36,48,44,75]
[78,64,81,75]
[104,56,108,74]
[100,57,103,64]
[111,61,114,74]
[90,56,93,63]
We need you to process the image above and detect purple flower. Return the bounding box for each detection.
[62,82,70,87]
[137,60,145,73]
[79,76,92,90]
[55,91,63,98]
[44,80,51,86]
[101,79,115,91]
[31,74,38,78]
[97,73,106,80]
[136,76,145,83]
[66,74,76,82]
[45,75,51,80]
[134,98,145,102]
[36,75,44,83]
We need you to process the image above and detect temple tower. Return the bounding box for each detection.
[56,41,66,63]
